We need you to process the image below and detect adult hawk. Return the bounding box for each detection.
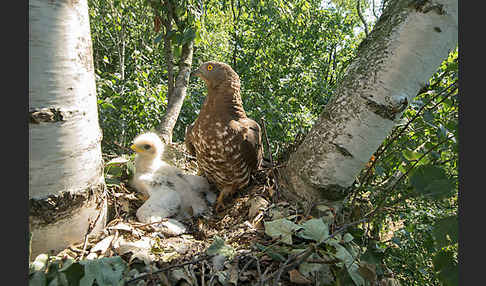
[185,61,263,211]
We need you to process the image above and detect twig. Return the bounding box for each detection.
[372,0,379,19]
[260,118,280,201]
[80,197,105,260]
[125,254,215,285]
[365,134,455,218]
[113,140,132,153]
[261,217,368,285]
[305,258,340,264]
[254,256,263,286]
[357,0,369,37]
[201,260,206,286]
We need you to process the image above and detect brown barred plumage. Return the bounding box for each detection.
[185,61,263,211]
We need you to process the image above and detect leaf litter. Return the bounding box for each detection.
[29,142,382,286]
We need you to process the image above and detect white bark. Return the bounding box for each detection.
[29,0,103,197]
[29,0,106,258]
[283,0,458,202]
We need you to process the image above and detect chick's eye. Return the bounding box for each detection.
[143,144,151,150]
[207,64,213,71]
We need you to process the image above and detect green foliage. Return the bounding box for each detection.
[432,247,458,286]
[89,0,169,153]
[90,0,361,157]
[29,255,127,286]
[206,236,237,259]
[352,48,458,285]
[298,218,330,243]
[409,164,455,200]
[261,216,371,285]
[264,218,303,245]
[88,1,457,284]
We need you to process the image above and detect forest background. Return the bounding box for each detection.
[87,0,458,284]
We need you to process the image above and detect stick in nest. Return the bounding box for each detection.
[124,254,216,285]
[260,118,280,202]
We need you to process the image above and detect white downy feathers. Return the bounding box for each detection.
[130,132,215,225]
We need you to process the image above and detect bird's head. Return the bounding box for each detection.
[130,132,164,159]
[191,61,239,89]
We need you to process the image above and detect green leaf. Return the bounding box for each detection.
[182,27,196,45]
[402,149,422,161]
[29,271,47,286]
[342,233,354,243]
[79,257,126,286]
[423,110,434,123]
[433,250,458,286]
[254,243,286,262]
[106,165,122,177]
[331,242,365,286]
[206,236,236,258]
[154,32,163,44]
[264,218,302,245]
[59,260,84,286]
[299,253,326,276]
[432,215,458,248]
[409,165,454,199]
[297,218,329,243]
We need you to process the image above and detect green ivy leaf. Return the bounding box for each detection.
[79,257,126,286]
[254,243,286,262]
[206,236,236,259]
[342,233,354,243]
[59,260,84,286]
[330,242,365,286]
[105,156,129,167]
[423,110,434,123]
[264,218,302,245]
[297,218,329,243]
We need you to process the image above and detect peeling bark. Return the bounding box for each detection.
[282,0,457,205]
[29,0,106,258]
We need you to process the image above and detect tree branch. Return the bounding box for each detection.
[357,0,369,37]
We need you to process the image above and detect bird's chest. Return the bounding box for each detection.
[190,120,247,186]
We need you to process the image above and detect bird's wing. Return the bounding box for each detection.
[238,118,263,170]
[184,122,196,156]
[136,188,182,222]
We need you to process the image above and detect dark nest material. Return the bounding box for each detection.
[45,133,401,286]
[52,140,324,286]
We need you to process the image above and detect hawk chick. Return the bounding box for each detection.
[130,132,214,222]
[185,61,263,211]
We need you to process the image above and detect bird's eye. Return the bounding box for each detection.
[207,64,213,71]
[143,144,151,150]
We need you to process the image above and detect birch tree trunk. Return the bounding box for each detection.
[29,0,106,259]
[282,0,458,208]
